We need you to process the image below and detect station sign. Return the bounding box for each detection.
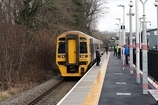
[121,25,125,29]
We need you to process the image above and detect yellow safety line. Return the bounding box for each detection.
[83,53,110,105]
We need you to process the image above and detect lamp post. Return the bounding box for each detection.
[135,0,140,84]
[139,19,151,48]
[143,21,151,28]
[146,21,151,47]
[117,4,125,70]
[115,23,119,44]
[139,18,143,49]
[140,0,148,94]
[146,21,151,25]
[154,0,158,49]
[127,0,134,74]
[116,18,122,58]
[115,29,118,44]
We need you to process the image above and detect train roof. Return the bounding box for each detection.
[61,30,103,44]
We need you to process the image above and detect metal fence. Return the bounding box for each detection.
[148,49,158,82]
[133,49,158,82]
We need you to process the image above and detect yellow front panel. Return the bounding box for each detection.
[68,39,76,63]
[59,66,88,77]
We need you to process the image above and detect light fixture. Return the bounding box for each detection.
[129,0,134,7]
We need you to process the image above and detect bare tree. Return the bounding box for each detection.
[0,0,109,90]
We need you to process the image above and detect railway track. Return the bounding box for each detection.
[27,79,65,105]
[0,76,78,105]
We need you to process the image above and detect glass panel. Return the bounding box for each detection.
[58,42,65,53]
[59,38,65,41]
[80,42,87,53]
[80,37,86,40]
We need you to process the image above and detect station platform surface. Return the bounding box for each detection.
[98,53,157,105]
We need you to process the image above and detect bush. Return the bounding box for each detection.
[0,23,58,90]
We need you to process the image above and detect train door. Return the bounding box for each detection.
[90,39,94,62]
[65,35,79,66]
[68,39,76,63]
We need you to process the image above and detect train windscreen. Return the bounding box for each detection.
[80,42,87,53]
[58,41,65,53]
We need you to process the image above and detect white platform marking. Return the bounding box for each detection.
[114,73,123,75]
[116,93,131,95]
[115,82,127,84]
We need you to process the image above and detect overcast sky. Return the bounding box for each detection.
[97,0,156,32]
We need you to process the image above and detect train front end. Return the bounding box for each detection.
[56,31,91,77]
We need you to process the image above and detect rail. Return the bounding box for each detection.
[27,79,64,105]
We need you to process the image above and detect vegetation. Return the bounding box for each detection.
[0,0,108,100]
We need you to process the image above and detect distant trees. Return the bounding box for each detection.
[0,0,108,90]
[14,0,107,33]
[102,31,118,47]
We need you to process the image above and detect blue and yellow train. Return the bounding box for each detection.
[56,31,103,77]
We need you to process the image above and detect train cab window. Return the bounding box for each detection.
[80,37,86,40]
[58,42,65,53]
[59,38,65,41]
[80,42,87,53]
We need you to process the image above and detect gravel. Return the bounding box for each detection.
[0,76,63,105]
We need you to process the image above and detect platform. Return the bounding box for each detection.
[57,52,109,105]
[98,53,157,105]
[57,52,157,105]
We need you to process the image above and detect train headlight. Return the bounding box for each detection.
[58,55,65,58]
[80,55,87,58]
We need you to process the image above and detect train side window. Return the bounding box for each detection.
[58,42,65,53]
[80,42,87,53]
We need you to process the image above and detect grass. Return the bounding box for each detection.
[0,88,18,101]
[0,92,9,101]
[8,89,16,96]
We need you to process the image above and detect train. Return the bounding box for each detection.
[56,30,103,77]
